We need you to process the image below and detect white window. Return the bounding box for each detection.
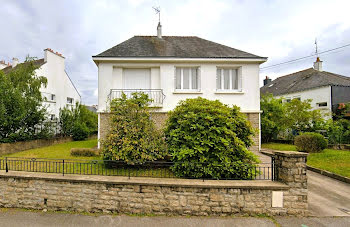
[67,97,73,104]
[175,67,199,90]
[216,68,241,91]
[50,114,56,121]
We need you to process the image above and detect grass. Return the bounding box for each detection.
[262,143,350,178]
[3,139,98,160]
[0,138,174,178]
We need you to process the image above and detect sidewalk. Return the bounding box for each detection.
[0,209,350,227]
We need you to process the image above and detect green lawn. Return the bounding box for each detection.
[3,139,98,160]
[262,143,350,178]
[0,139,174,178]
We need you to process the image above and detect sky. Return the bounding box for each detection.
[1,0,350,105]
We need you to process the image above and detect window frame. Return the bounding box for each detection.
[174,67,200,92]
[67,97,74,104]
[216,68,242,92]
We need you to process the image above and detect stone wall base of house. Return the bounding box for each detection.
[98,112,260,152]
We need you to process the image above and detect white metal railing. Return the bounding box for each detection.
[108,89,165,106]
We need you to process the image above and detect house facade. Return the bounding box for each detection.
[261,58,350,119]
[1,49,81,120]
[93,30,267,150]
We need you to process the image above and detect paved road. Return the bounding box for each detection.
[1,209,350,227]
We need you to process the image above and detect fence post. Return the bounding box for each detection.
[62,159,65,176]
[271,156,275,181]
[5,157,8,173]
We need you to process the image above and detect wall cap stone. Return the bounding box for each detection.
[272,150,308,157]
[0,170,289,190]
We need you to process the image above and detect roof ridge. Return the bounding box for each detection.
[272,68,313,81]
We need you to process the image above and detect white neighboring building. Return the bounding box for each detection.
[261,58,350,119]
[1,49,81,120]
[93,25,267,150]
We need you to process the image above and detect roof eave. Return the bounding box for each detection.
[92,56,267,64]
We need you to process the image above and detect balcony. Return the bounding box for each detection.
[108,89,165,107]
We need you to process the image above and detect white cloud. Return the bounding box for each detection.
[1,0,350,104]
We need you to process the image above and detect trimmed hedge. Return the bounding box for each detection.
[295,132,328,153]
[70,148,99,157]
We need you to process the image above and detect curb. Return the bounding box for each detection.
[307,165,350,184]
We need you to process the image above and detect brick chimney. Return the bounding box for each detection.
[313,57,322,71]
[263,76,272,86]
[12,58,19,68]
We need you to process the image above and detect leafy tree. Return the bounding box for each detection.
[260,94,286,143]
[0,57,48,142]
[165,97,258,180]
[101,93,167,164]
[284,98,324,133]
[59,102,97,140]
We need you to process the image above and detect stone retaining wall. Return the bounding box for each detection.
[0,151,308,216]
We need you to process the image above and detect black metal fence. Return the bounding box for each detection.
[0,157,275,181]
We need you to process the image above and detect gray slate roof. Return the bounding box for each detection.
[261,68,350,96]
[1,58,46,74]
[94,36,266,59]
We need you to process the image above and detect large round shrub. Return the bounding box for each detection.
[165,97,258,179]
[294,132,328,153]
[101,93,167,164]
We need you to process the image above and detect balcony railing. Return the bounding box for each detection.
[108,89,165,106]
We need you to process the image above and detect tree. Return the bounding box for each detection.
[0,57,48,142]
[284,98,324,133]
[165,97,258,179]
[59,102,98,140]
[101,93,167,164]
[260,94,286,143]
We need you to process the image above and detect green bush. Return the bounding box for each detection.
[101,92,167,164]
[165,97,258,179]
[327,119,350,145]
[72,122,89,141]
[59,103,98,137]
[71,148,98,157]
[294,132,328,153]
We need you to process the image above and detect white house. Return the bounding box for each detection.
[93,25,267,150]
[1,49,81,120]
[261,57,350,119]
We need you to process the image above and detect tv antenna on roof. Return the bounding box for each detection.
[315,38,319,57]
[153,6,161,23]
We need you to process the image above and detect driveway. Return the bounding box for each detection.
[258,149,350,217]
[308,170,350,216]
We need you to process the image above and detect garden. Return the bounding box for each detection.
[1,93,271,180]
[261,94,350,178]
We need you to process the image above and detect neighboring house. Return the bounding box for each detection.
[260,58,350,119]
[0,60,11,69]
[92,25,267,150]
[1,49,81,120]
